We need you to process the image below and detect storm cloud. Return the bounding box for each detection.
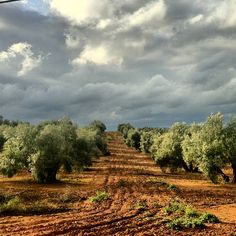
[0,0,236,129]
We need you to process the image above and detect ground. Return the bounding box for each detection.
[0,132,236,235]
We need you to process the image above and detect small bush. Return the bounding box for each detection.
[89,191,109,203]
[1,197,24,212]
[200,213,220,223]
[146,178,168,186]
[164,200,185,214]
[135,201,148,212]
[126,129,141,150]
[164,199,219,230]
[167,216,204,230]
[167,184,179,191]
[0,195,68,216]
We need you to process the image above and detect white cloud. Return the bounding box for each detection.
[0,42,43,77]
[206,0,236,27]
[49,0,112,25]
[96,19,113,30]
[189,14,203,24]
[72,44,123,66]
[125,0,166,28]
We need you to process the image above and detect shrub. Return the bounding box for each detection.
[140,131,156,153]
[125,129,141,150]
[199,213,220,223]
[182,113,228,183]
[117,123,134,139]
[164,199,219,230]
[135,201,148,212]
[151,123,189,172]
[89,120,106,134]
[88,191,109,203]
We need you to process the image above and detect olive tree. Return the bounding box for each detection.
[89,120,106,133]
[125,129,141,150]
[181,123,202,172]
[140,130,163,154]
[0,124,38,177]
[223,117,236,183]
[117,123,134,139]
[0,118,108,183]
[182,113,228,183]
[151,123,189,172]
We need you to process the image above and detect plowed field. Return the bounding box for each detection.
[0,132,236,235]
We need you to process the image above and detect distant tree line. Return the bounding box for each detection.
[0,116,109,183]
[118,113,236,184]
[0,115,28,127]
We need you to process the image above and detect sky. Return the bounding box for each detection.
[0,0,236,129]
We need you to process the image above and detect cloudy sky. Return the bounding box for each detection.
[0,0,236,129]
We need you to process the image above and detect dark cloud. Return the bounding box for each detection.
[0,1,236,130]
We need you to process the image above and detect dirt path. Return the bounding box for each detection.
[0,132,236,235]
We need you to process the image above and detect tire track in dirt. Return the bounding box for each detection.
[1,132,236,235]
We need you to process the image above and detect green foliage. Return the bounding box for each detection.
[151,123,189,172]
[0,115,26,127]
[0,118,108,183]
[30,122,71,182]
[0,133,5,151]
[164,199,186,214]
[164,199,219,230]
[181,123,202,172]
[182,113,227,183]
[134,201,148,212]
[125,129,141,150]
[0,124,38,177]
[223,117,236,183]
[199,213,220,223]
[0,196,25,214]
[0,195,67,215]
[166,216,204,230]
[117,123,134,139]
[88,191,109,203]
[140,130,161,154]
[77,126,109,157]
[89,120,106,133]
[167,184,178,191]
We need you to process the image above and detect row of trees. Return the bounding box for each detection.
[118,113,236,184]
[0,118,109,183]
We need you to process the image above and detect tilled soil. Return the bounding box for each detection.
[0,132,236,235]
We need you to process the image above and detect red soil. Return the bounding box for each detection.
[0,132,236,235]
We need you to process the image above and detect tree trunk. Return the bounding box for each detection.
[46,168,58,183]
[217,167,230,183]
[231,160,236,183]
[182,160,190,172]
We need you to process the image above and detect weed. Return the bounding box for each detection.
[147,178,168,186]
[57,192,78,204]
[164,199,185,214]
[184,205,199,218]
[0,195,68,216]
[135,201,148,212]
[167,184,179,191]
[164,199,219,230]
[167,216,204,230]
[144,211,155,218]
[89,191,109,203]
[199,213,220,223]
[0,196,25,213]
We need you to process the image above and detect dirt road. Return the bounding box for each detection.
[0,132,236,235]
